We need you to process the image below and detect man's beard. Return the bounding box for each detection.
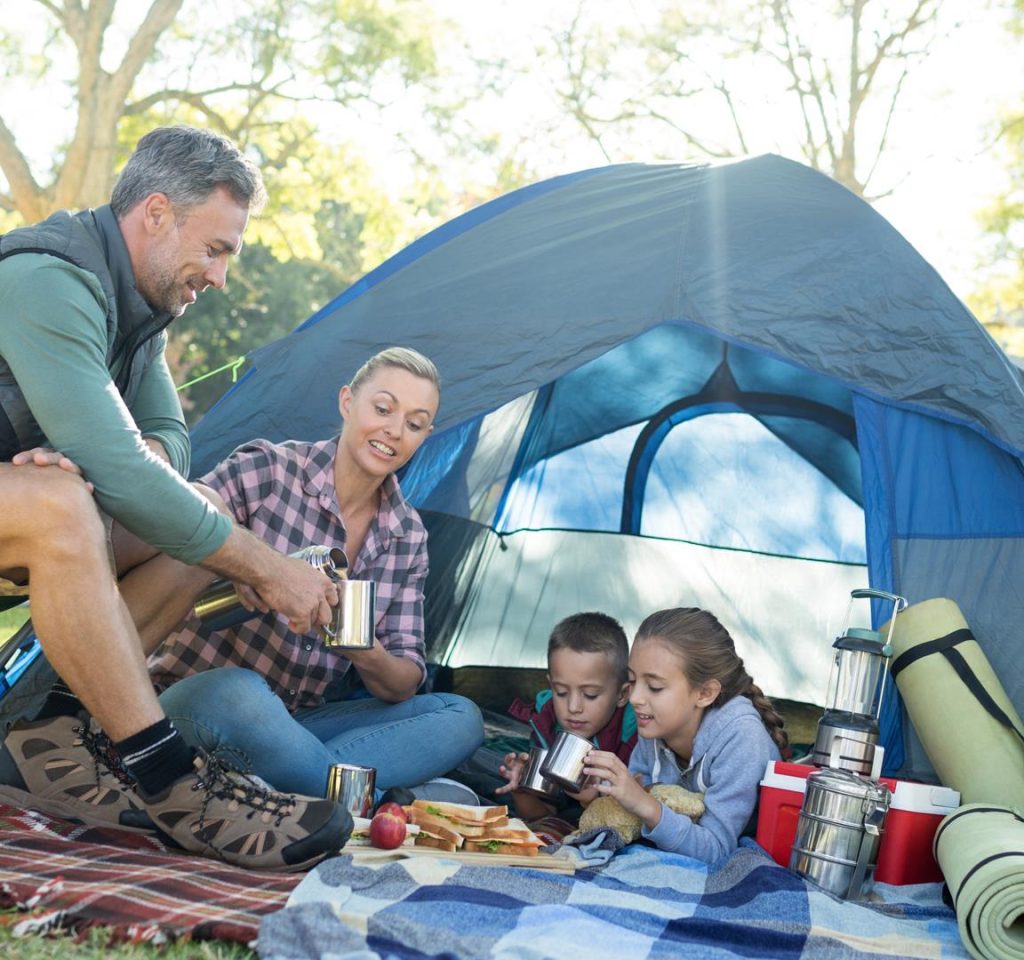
[138,245,191,316]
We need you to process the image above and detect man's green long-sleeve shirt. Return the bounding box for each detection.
[0,251,231,564]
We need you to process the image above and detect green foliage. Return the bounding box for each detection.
[967,4,1024,340]
[0,604,30,644]
[968,116,1024,337]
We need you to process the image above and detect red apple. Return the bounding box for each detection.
[369,810,407,849]
[375,801,409,823]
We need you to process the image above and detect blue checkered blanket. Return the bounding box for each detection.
[258,840,968,960]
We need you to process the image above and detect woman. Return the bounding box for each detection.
[146,347,484,798]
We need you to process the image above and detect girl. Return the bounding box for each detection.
[584,607,788,864]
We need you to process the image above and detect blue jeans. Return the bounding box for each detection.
[157,666,484,797]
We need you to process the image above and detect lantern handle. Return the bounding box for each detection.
[851,588,907,610]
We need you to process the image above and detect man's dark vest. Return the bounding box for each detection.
[0,205,171,459]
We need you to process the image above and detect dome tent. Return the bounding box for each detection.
[190,155,1024,780]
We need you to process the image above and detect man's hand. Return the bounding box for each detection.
[249,552,339,636]
[11,447,94,492]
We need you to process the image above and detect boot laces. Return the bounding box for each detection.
[73,722,135,789]
[193,753,298,828]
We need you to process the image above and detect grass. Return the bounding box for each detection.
[0,921,256,957]
[0,923,256,958]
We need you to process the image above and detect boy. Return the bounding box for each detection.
[498,612,636,824]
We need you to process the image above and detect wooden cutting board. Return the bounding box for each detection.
[345,843,576,873]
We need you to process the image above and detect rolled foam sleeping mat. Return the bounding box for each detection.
[933,804,1024,960]
[886,598,1024,807]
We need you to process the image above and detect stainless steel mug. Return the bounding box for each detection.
[789,766,891,899]
[326,763,376,818]
[322,579,376,649]
[194,544,348,632]
[519,746,561,798]
[540,730,594,792]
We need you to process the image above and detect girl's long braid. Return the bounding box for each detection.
[743,677,790,757]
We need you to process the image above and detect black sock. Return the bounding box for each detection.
[114,719,195,796]
[33,681,85,720]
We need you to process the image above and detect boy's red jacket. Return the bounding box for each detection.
[508,693,637,763]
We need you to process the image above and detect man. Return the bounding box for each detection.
[0,126,349,871]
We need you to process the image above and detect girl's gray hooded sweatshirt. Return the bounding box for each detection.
[628,694,781,864]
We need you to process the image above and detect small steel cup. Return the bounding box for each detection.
[322,579,376,648]
[326,763,376,818]
[540,730,594,793]
[519,746,561,798]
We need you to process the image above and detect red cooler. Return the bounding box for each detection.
[874,779,960,885]
[756,761,817,867]
[756,760,960,885]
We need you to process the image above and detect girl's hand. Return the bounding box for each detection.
[584,750,662,829]
[496,751,530,794]
[564,781,600,807]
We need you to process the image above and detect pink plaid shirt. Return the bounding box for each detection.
[147,437,428,712]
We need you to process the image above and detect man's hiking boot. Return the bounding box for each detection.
[0,713,154,831]
[140,752,352,872]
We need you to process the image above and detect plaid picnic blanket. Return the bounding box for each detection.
[0,802,300,947]
[259,840,970,960]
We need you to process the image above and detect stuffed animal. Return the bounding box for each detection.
[578,795,644,843]
[649,783,705,820]
[576,784,705,845]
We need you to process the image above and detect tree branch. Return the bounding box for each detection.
[30,0,62,20]
[125,81,272,115]
[109,0,186,106]
[0,114,46,221]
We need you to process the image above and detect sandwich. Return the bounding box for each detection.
[409,800,509,843]
[408,801,543,857]
[462,818,544,857]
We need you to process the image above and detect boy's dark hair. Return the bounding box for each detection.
[548,612,629,685]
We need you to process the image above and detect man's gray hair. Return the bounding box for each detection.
[111,125,267,219]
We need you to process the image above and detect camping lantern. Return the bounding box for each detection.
[811,589,907,776]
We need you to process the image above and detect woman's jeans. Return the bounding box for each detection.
[158,666,484,797]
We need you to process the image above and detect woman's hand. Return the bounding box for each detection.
[496,751,529,794]
[584,750,662,830]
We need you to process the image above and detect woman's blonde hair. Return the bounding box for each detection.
[635,607,789,754]
[350,347,440,395]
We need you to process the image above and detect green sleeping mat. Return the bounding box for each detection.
[933,804,1024,960]
[887,597,1024,807]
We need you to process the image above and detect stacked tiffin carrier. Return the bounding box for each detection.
[408,800,545,857]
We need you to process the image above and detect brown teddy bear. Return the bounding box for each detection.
[575,783,705,844]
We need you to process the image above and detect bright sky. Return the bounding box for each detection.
[0,0,1018,301]
[421,0,1021,300]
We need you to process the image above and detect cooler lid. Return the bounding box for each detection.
[759,760,813,792]
[890,780,961,813]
